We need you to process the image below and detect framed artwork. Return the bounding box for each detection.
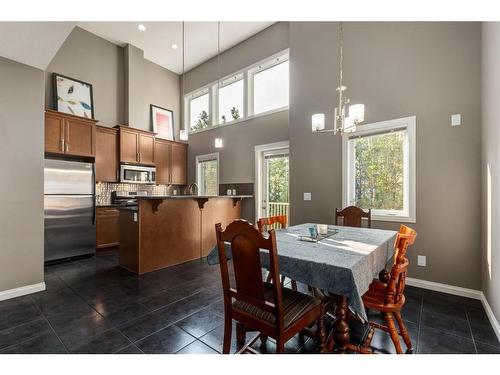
[151,104,174,141]
[53,73,94,119]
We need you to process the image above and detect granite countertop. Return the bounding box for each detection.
[96,204,123,208]
[135,195,253,200]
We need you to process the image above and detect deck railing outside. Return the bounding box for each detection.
[268,202,290,221]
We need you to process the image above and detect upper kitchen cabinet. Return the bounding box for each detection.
[45,110,97,158]
[154,140,187,185]
[118,126,155,165]
[170,142,187,185]
[95,126,119,182]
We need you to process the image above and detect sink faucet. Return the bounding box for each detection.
[185,182,199,196]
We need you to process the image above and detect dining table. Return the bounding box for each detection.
[207,222,398,353]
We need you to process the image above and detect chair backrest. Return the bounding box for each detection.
[215,220,285,329]
[257,215,287,233]
[384,224,417,305]
[335,206,371,228]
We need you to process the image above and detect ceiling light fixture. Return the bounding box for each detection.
[312,22,365,135]
[179,22,189,142]
[171,43,179,50]
[137,24,146,32]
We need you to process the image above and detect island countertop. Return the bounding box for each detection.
[135,195,253,199]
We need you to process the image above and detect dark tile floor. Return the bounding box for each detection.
[0,251,498,354]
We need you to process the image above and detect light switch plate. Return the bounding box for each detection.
[303,192,312,201]
[133,212,138,222]
[417,255,426,267]
[451,114,461,126]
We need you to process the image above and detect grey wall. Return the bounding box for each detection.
[289,22,482,289]
[46,27,180,134]
[45,27,125,126]
[125,45,180,134]
[185,22,290,222]
[0,57,45,292]
[482,22,500,322]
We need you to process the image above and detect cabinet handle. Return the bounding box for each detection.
[60,139,65,152]
[116,169,119,181]
[65,143,69,153]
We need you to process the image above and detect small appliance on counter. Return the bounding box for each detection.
[111,190,147,206]
[44,159,96,263]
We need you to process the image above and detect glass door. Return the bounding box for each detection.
[261,149,289,222]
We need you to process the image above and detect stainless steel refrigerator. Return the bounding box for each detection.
[44,159,96,262]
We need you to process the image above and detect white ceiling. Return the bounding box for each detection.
[76,22,275,74]
[0,22,75,70]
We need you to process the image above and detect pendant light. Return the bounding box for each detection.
[312,22,365,134]
[214,21,224,148]
[179,22,189,141]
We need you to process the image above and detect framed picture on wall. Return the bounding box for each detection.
[151,104,175,141]
[53,73,95,119]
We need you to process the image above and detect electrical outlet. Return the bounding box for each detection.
[303,192,311,201]
[417,255,426,267]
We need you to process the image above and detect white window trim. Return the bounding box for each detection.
[342,116,416,223]
[195,152,220,196]
[185,49,289,134]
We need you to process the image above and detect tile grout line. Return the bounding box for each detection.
[415,292,424,354]
[31,297,70,354]
[464,308,478,354]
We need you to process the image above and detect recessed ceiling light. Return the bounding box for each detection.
[137,24,146,32]
[171,43,179,50]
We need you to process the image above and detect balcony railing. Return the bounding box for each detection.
[268,202,290,221]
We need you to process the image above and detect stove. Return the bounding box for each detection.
[110,191,147,206]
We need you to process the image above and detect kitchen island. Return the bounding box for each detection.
[118,195,252,274]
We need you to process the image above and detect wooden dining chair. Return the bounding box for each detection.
[335,206,372,228]
[257,215,297,291]
[361,224,417,354]
[215,219,325,353]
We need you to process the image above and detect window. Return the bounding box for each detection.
[196,153,219,196]
[189,90,211,131]
[251,60,289,115]
[185,50,289,133]
[218,76,244,124]
[343,116,416,222]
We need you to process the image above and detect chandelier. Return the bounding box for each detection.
[311,22,365,134]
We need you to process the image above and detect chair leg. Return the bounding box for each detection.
[236,322,246,345]
[223,315,232,354]
[315,315,326,353]
[276,338,285,353]
[384,312,403,354]
[394,311,413,353]
[265,272,272,283]
[259,334,268,345]
[291,280,298,291]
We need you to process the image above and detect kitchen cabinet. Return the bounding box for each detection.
[118,126,155,165]
[96,126,119,182]
[96,207,120,249]
[44,110,97,158]
[154,139,187,185]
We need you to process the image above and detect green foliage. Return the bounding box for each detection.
[354,131,404,210]
[221,115,226,123]
[268,156,289,203]
[192,110,209,131]
[201,160,218,195]
[231,107,240,120]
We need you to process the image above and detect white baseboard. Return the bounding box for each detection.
[0,282,46,302]
[406,277,500,342]
[406,277,482,300]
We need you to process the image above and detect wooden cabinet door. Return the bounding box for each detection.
[139,134,155,165]
[96,127,118,182]
[45,113,64,154]
[170,142,187,185]
[96,208,120,249]
[154,140,172,184]
[65,118,96,157]
[120,129,139,163]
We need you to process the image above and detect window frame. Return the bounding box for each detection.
[342,116,416,223]
[185,50,289,135]
[195,152,220,196]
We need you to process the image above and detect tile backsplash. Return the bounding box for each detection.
[96,182,185,205]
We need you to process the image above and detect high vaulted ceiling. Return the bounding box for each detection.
[0,22,274,74]
[77,22,274,74]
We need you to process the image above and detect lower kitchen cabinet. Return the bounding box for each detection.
[96,207,120,250]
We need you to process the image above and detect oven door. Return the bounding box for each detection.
[120,165,156,184]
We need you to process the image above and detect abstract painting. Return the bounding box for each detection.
[151,105,174,141]
[53,73,94,119]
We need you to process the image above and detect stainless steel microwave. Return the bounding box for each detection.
[120,164,156,184]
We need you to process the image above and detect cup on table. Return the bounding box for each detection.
[317,224,328,235]
[308,226,317,238]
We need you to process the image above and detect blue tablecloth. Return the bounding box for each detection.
[207,223,397,320]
